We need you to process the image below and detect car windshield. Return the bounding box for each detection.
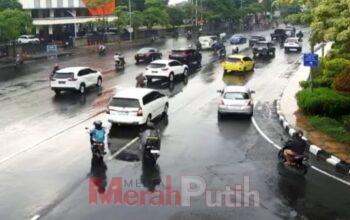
[148,63,166,68]
[138,48,152,53]
[255,42,267,47]
[54,72,73,79]
[224,92,249,100]
[28,36,36,39]
[286,38,298,43]
[110,98,140,108]
[227,57,241,63]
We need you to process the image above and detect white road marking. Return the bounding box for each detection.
[30,215,40,220]
[108,137,139,161]
[251,117,350,186]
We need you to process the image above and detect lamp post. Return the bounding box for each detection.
[128,0,132,41]
[67,10,77,38]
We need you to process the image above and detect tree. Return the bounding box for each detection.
[0,9,32,42]
[167,6,184,28]
[0,0,22,10]
[143,7,169,29]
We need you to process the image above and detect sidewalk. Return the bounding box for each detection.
[277,42,350,172]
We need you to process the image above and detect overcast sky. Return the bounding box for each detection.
[169,0,187,5]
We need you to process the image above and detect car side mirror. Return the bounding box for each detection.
[217,89,223,94]
[250,90,255,94]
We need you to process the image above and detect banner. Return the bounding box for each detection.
[82,0,115,16]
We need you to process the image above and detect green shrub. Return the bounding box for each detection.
[299,78,333,89]
[323,58,350,78]
[333,71,350,93]
[343,115,350,131]
[296,88,350,117]
[309,116,350,143]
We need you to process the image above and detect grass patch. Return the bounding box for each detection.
[309,116,350,143]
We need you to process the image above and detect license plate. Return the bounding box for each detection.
[150,149,160,154]
[229,106,240,110]
[59,81,65,84]
[152,71,158,73]
[118,111,128,115]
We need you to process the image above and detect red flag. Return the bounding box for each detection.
[82,0,115,16]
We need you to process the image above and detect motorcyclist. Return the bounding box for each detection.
[283,131,306,165]
[196,41,202,51]
[90,120,106,155]
[296,30,304,42]
[114,52,125,66]
[51,63,60,78]
[98,44,106,55]
[219,45,226,58]
[136,73,146,88]
[141,122,161,151]
[186,30,192,39]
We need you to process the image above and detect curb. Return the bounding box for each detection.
[276,98,350,175]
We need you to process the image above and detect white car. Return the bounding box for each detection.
[217,86,255,119]
[17,35,40,44]
[284,37,302,53]
[145,60,188,83]
[107,88,169,125]
[50,67,102,95]
[198,36,217,50]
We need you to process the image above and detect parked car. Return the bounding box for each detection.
[169,48,202,69]
[135,48,162,64]
[145,60,189,83]
[198,36,217,50]
[249,35,266,47]
[230,34,247,45]
[284,37,302,53]
[17,35,40,44]
[222,55,254,73]
[217,86,254,119]
[252,41,276,58]
[50,67,102,95]
[270,29,288,42]
[107,88,169,125]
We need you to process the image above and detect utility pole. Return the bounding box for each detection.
[128,0,132,41]
[195,0,198,27]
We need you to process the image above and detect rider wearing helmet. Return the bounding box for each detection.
[141,122,161,150]
[283,130,306,165]
[90,120,106,154]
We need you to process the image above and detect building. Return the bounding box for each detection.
[18,0,116,40]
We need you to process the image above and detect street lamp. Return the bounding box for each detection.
[128,0,132,41]
[67,10,77,38]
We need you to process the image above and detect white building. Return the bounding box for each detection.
[18,0,116,39]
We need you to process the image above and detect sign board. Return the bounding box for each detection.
[47,44,58,58]
[303,53,318,68]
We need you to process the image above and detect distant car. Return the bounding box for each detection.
[285,26,296,37]
[284,37,302,53]
[230,34,247,45]
[249,35,266,47]
[222,55,254,73]
[217,86,255,119]
[252,41,276,58]
[145,60,189,83]
[107,88,169,125]
[17,35,40,44]
[198,36,217,50]
[135,48,162,64]
[270,29,287,42]
[169,48,202,69]
[50,67,102,95]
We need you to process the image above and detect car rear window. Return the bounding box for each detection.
[148,63,166,68]
[286,38,298,43]
[227,57,241,63]
[224,92,249,100]
[110,98,140,108]
[138,48,151,53]
[54,72,74,79]
[255,42,267,47]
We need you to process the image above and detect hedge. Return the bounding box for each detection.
[300,78,333,89]
[296,88,350,117]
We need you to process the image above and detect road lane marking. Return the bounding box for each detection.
[30,215,40,220]
[251,117,350,186]
[108,137,139,161]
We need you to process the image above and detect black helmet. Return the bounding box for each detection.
[94,120,103,129]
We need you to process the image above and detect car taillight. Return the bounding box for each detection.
[51,77,56,81]
[137,108,143,116]
[220,99,224,105]
[106,108,110,114]
[247,100,253,106]
[68,77,77,81]
[162,68,169,71]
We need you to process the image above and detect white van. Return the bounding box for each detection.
[198,36,217,50]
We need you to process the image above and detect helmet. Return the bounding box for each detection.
[54,63,59,68]
[146,122,155,129]
[293,130,304,139]
[93,120,103,129]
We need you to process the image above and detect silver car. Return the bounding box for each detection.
[217,86,255,119]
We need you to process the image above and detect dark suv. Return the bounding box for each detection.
[169,48,202,69]
[271,29,288,42]
[249,35,266,47]
[252,41,276,58]
[135,47,162,64]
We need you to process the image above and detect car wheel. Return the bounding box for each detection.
[218,112,223,121]
[224,69,227,74]
[163,103,169,116]
[54,89,61,95]
[79,84,86,94]
[169,73,175,83]
[284,48,289,53]
[183,68,188,79]
[96,77,102,87]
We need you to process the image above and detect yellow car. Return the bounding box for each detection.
[222,55,255,73]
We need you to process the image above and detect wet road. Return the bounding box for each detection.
[1,29,350,220]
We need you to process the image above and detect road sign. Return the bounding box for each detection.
[303,53,318,68]
[47,44,58,58]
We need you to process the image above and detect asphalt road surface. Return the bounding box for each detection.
[0,28,349,220]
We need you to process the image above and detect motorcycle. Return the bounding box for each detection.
[219,48,226,59]
[86,127,105,159]
[140,132,161,165]
[114,53,125,70]
[278,146,309,175]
